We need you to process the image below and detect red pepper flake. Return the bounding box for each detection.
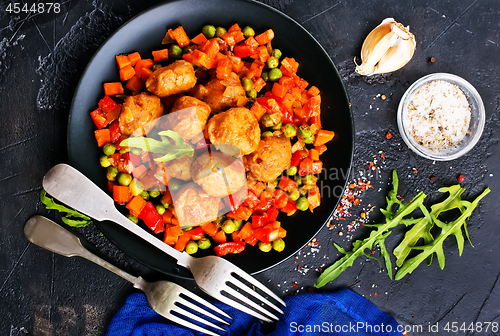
[430,175,436,181]
[412,168,418,174]
[458,174,465,182]
[385,131,392,140]
[353,198,360,206]
[367,162,374,168]
[292,282,298,288]
[380,153,385,161]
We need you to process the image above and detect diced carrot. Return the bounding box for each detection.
[94,129,111,147]
[171,217,179,226]
[163,227,178,246]
[169,26,190,47]
[127,52,141,66]
[191,32,208,45]
[271,82,287,98]
[119,65,135,81]
[229,55,244,73]
[125,76,144,93]
[152,48,169,61]
[141,67,153,82]
[116,55,131,69]
[255,29,274,45]
[313,130,335,146]
[200,39,220,59]
[201,222,218,237]
[212,230,227,244]
[174,234,191,251]
[236,96,249,107]
[228,23,241,32]
[113,185,132,204]
[221,30,245,46]
[256,45,270,63]
[253,77,266,92]
[132,164,148,179]
[307,85,320,97]
[244,36,260,49]
[126,195,147,217]
[190,49,214,69]
[134,59,155,78]
[315,144,327,155]
[216,57,232,80]
[103,82,124,96]
[280,57,299,76]
[309,148,320,161]
[162,210,173,224]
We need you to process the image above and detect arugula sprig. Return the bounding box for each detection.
[120,130,194,162]
[315,170,490,288]
[40,190,92,227]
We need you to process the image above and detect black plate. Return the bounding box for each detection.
[68,0,353,279]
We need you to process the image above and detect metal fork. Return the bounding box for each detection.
[42,164,285,322]
[24,215,231,336]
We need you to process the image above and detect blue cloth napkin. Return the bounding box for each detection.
[106,288,401,335]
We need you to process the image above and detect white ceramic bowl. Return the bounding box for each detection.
[397,73,485,161]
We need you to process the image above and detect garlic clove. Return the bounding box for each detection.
[355,18,416,76]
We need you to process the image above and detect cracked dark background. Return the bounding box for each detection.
[1,0,499,335]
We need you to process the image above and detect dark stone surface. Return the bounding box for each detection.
[1,0,499,335]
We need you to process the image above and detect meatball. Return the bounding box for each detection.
[191,151,247,197]
[246,134,292,182]
[165,96,211,141]
[145,60,196,98]
[119,92,164,136]
[207,107,260,156]
[173,184,220,227]
[163,154,194,181]
[202,73,245,114]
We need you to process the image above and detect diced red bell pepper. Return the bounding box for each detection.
[253,228,271,244]
[186,226,204,240]
[227,205,253,221]
[233,45,257,58]
[282,200,297,216]
[108,120,121,143]
[273,189,288,209]
[90,109,108,129]
[291,149,308,167]
[214,242,245,257]
[251,215,268,229]
[298,158,314,176]
[98,95,119,114]
[231,231,244,243]
[266,206,279,222]
[138,201,164,234]
[278,176,298,192]
[311,161,323,175]
[244,190,261,209]
[244,235,258,246]
[238,222,254,240]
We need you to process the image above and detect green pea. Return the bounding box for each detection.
[155,204,166,215]
[268,68,282,81]
[296,197,309,211]
[215,27,227,37]
[303,135,315,144]
[202,25,216,38]
[271,121,282,131]
[140,190,150,200]
[131,147,142,155]
[160,199,170,209]
[271,49,282,59]
[287,166,298,176]
[127,215,139,224]
[119,148,129,154]
[103,143,116,156]
[233,220,244,230]
[273,238,285,252]
[261,71,269,82]
[222,219,236,234]
[185,241,199,255]
[303,174,315,185]
[242,26,255,37]
[262,131,273,138]
[151,64,162,71]
[260,113,274,128]
[198,237,211,250]
[117,173,132,186]
[182,46,191,54]
[149,188,160,198]
[183,226,194,232]
[106,166,118,181]
[298,125,312,138]
[215,215,226,225]
[266,56,279,69]
[242,78,253,91]
[283,123,297,138]
[100,155,111,168]
[259,241,272,252]
[168,178,183,192]
[299,186,308,196]
[288,188,300,201]
[295,175,303,186]
[247,88,257,99]
[169,44,183,58]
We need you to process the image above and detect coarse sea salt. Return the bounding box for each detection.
[404,80,471,151]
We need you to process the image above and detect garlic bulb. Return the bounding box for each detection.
[355,18,416,76]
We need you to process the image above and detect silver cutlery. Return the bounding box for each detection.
[42,163,285,322]
[24,215,230,336]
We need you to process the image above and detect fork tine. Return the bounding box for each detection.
[231,269,286,307]
[227,276,284,315]
[170,305,226,332]
[176,295,230,325]
[209,290,274,323]
[223,286,279,321]
[166,313,223,336]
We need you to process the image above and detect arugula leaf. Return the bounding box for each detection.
[315,170,426,288]
[120,130,194,162]
[40,190,92,227]
[394,187,490,280]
